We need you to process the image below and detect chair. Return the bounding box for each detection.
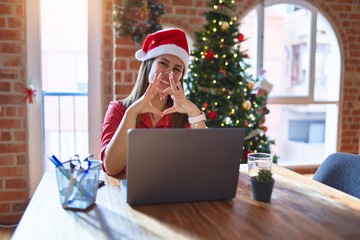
[313,152,360,199]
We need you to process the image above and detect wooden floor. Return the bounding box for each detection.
[0,227,16,240]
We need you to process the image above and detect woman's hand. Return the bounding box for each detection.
[128,73,164,116]
[162,72,201,117]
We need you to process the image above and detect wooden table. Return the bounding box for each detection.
[12,164,360,239]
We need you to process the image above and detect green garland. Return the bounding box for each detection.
[112,0,165,44]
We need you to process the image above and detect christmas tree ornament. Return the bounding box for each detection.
[221,21,230,31]
[246,80,255,90]
[207,110,219,120]
[258,78,274,94]
[23,85,36,104]
[204,50,215,60]
[237,33,244,42]
[242,100,252,111]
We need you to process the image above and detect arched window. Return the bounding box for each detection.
[240,1,340,167]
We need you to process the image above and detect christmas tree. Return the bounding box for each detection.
[184,0,277,163]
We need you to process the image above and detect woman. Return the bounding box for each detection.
[100,28,207,176]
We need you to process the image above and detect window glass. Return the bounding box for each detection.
[239,9,258,77]
[266,104,338,165]
[41,0,88,92]
[314,13,340,101]
[264,4,312,97]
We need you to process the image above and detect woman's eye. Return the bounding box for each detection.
[173,68,182,73]
[159,61,168,67]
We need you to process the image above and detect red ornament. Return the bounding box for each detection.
[203,102,209,108]
[205,50,215,60]
[237,33,244,42]
[244,53,249,58]
[262,126,268,132]
[207,109,219,120]
[23,86,37,104]
[244,149,253,160]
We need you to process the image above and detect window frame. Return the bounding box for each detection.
[240,0,342,167]
[251,0,340,106]
[26,0,102,196]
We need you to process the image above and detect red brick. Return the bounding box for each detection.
[0,4,12,15]
[0,143,27,155]
[0,30,22,41]
[16,4,24,16]
[0,190,27,201]
[0,131,11,141]
[14,131,25,141]
[0,119,23,128]
[0,81,11,91]
[0,69,22,80]
[0,156,14,165]
[0,17,5,27]
[0,214,23,225]
[115,84,133,95]
[0,203,11,212]
[16,155,26,165]
[5,107,17,117]
[115,47,137,57]
[0,43,23,54]
[8,17,24,28]
[2,55,24,67]
[12,201,28,212]
[0,166,26,178]
[5,179,27,189]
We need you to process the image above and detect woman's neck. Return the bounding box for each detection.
[151,95,169,112]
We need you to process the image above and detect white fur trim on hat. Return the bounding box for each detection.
[135,44,189,72]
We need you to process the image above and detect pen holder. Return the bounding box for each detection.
[55,160,102,210]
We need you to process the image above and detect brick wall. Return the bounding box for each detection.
[0,0,28,224]
[102,0,114,115]
[111,0,360,153]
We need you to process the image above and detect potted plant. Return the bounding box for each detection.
[251,169,274,202]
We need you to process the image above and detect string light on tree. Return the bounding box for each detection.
[184,0,277,163]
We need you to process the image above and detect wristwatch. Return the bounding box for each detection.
[188,112,207,124]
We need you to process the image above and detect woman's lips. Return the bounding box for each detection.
[160,79,170,86]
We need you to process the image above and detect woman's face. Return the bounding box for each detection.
[148,54,184,90]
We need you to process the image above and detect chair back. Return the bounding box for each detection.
[313,152,360,199]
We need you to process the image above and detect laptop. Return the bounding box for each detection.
[121,128,245,205]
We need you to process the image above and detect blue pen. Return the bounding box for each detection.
[49,155,63,167]
[48,155,71,179]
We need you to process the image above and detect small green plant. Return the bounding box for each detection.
[255,169,273,183]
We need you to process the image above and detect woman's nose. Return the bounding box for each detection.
[162,70,172,76]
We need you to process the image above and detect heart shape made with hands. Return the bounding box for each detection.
[148,72,189,116]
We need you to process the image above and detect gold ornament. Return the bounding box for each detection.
[242,100,252,111]
[139,0,149,18]
[246,80,255,90]
[221,21,229,31]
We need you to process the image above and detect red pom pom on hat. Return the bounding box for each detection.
[135,28,190,72]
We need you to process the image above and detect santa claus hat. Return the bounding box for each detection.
[135,28,189,73]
